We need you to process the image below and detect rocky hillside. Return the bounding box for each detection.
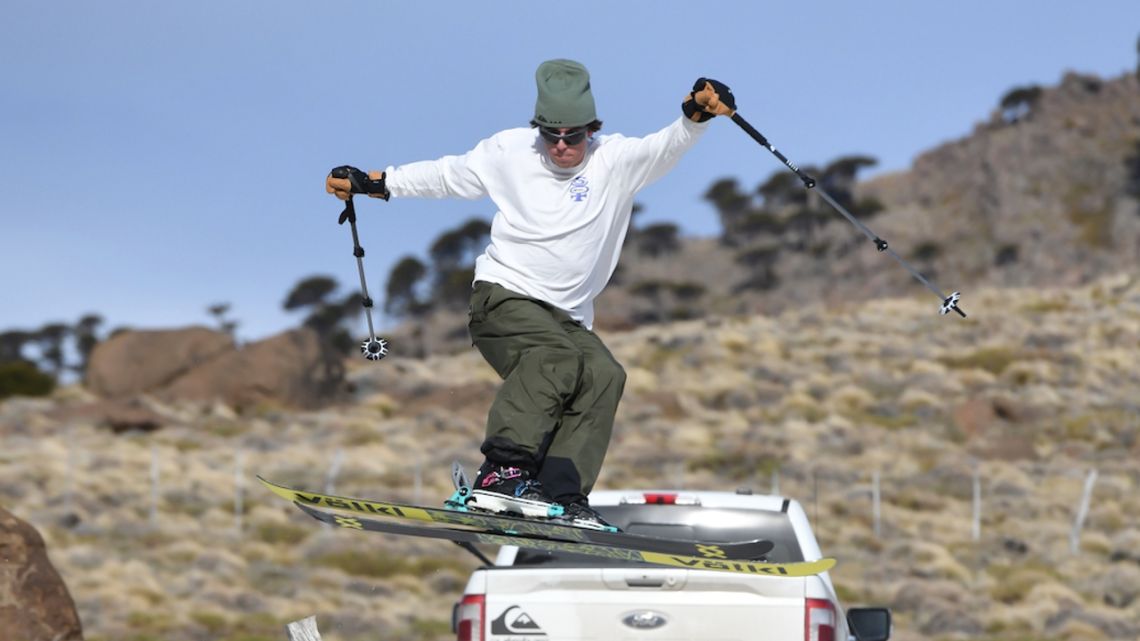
[616,70,1140,321]
[860,71,1140,286]
[2,272,1138,640]
[388,71,1140,353]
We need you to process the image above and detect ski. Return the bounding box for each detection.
[259,476,773,561]
[295,501,836,578]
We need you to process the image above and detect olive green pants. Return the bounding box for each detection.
[468,281,626,503]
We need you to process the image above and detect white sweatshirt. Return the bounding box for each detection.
[385,116,708,329]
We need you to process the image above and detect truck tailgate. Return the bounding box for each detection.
[483,568,805,640]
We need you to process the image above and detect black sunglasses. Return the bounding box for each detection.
[538,126,589,146]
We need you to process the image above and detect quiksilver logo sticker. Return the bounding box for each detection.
[491,605,546,636]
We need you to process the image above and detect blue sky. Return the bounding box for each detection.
[3,2,1137,344]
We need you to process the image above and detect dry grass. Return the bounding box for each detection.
[2,273,1139,640]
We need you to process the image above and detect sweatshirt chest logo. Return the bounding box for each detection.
[569,176,590,202]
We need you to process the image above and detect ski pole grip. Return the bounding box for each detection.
[330,165,390,200]
[331,165,369,190]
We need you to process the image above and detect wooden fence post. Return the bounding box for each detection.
[972,462,981,542]
[872,469,881,539]
[1070,468,1098,554]
[234,449,245,536]
[285,615,322,640]
[150,445,160,529]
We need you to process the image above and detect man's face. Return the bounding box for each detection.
[539,126,591,168]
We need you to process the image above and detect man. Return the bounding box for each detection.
[327,59,734,529]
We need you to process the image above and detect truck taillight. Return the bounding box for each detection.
[805,598,836,641]
[456,594,485,641]
[620,493,701,505]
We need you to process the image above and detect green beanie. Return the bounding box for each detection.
[533,59,597,128]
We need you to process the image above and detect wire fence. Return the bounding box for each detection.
[24,425,1135,564]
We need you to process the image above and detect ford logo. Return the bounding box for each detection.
[622,610,668,630]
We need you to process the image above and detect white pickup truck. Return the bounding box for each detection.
[450,488,891,641]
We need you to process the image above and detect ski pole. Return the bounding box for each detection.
[331,166,390,360]
[729,113,966,318]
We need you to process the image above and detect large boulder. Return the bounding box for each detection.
[159,328,344,409]
[0,506,84,640]
[85,327,234,397]
[49,397,167,434]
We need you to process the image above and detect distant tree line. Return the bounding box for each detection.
[371,158,885,329]
[703,155,883,294]
[0,300,248,399]
[1126,140,1140,215]
[280,276,364,355]
[0,155,885,396]
[616,203,703,324]
[0,314,104,399]
[999,85,1043,124]
[267,216,494,357]
[383,217,491,322]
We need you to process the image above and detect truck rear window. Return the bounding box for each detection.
[510,505,804,567]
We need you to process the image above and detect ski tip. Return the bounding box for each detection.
[257,476,301,502]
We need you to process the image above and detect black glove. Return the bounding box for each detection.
[682,78,736,122]
[326,165,390,201]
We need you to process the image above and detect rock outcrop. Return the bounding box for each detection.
[84,327,344,410]
[160,328,344,410]
[389,72,1140,352]
[85,327,233,398]
[0,507,84,641]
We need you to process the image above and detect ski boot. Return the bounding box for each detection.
[556,498,619,532]
[446,461,564,519]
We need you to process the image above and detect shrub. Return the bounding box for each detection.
[939,347,1019,375]
[855,197,886,218]
[734,245,781,268]
[311,549,468,579]
[254,521,310,545]
[999,85,1043,123]
[1123,140,1140,199]
[636,223,681,257]
[0,360,55,399]
[688,449,781,481]
[987,563,1059,604]
[994,244,1019,266]
[190,611,228,635]
[408,618,453,639]
[912,241,942,262]
[671,282,706,301]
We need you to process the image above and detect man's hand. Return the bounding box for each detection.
[326,166,390,201]
[682,78,736,122]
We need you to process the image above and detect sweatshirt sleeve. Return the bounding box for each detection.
[604,117,709,193]
[384,135,499,200]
